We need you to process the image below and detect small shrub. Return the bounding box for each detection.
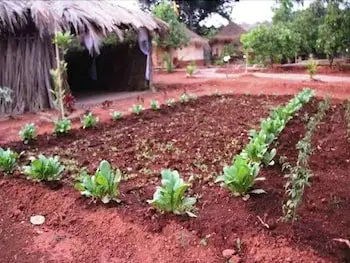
[167,98,175,107]
[150,100,160,111]
[130,104,144,115]
[24,155,64,181]
[75,160,121,203]
[306,59,317,79]
[186,62,196,76]
[82,112,98,129]
[163,52,175,73]
[180,93,190,104]
[0,148,18,173]
[148,169,197,217]
[216,155,265,196]
[189,93,198,101]
[19,123,37,144]
[54,119,71,135]
[111,111,123,120]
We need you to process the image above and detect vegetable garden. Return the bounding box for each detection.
[0,90,349,262]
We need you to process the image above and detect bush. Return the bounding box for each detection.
[306,59,317,79]
[130,104,144,115]
[82,112,98,129]
[19,123,37,144]
[75,160,121,203]
[111,111,123,120]
[24,155,64,181]
[186,62,196,76]
[0,148,18,173]
[148,169,197,217]
[163,52,175,73]
[54,119,71,135]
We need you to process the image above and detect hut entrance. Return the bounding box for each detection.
[66,42,147,101]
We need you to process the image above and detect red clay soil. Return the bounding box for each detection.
[1,95,349,263]
[1,73,350,145]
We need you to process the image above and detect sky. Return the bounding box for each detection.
[117,0,307,27]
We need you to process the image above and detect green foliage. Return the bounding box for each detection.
[24,155,64,181]
[148,169,196,217]
[0,148,18,173]
[241,134,276,166]
[0,86,13,103]
[130,104,144,115]
[163,52,175,73]
[152,0,189,49]
[82,112,99,129]
[180,93,190,104]
[19,123,37,144]
[216,155,265,196]
[111,111,123,120]
[75,160,122,204]
[54,119,71,135]
[53,32,73,53]
[150,100,160,111]
[344,99,350,142]
[167,98,175,106]
[306,59,317,79]
[283,98,330,222]
[186,62,196,76]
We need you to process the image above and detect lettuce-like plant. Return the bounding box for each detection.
[180,93,190,104]
[0,148,18,173]
[82,112,98,129]
[19,123,37,144]
[241,134,276,166]
[216,155,265,196]
[24,155,64,181]
[130,104,144,115]
[111,111,123,120]
[54,119,71,135]
[167,98,175,106]
[148,169,197,217]
[260,117,285,143]
[75,160,121,203]
[186,63,196,76]
[150,100,160,111]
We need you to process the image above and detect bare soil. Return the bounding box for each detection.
[1,94,349,263]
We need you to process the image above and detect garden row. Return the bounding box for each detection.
[0,89,320,220]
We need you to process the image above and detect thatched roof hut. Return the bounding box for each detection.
[210,22,246,45]
[0,0,166,115]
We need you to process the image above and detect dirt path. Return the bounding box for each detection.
[1,73,350,144]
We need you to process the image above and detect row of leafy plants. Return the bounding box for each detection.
[0,89,315,219]
[18,93,197,143]
[281,97,330,222]
[344,99,350,143]
[216,88,315,197]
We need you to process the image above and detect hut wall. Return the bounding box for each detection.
[0,34,55,115]
[174,45,205,65]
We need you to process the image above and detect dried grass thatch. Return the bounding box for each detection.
[0,0,166,115]
[210,22,246,44]
[184,27,209,48]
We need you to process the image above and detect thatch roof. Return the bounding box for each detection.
[0,0,167,52]
[210,22,246,44]
[184,27,209,48]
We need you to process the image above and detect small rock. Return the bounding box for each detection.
[30,215,45,225]
[222,249,236,258]
[229,255,241,263]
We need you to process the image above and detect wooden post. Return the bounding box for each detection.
[149,36,155,92]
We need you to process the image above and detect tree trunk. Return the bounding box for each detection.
[329,55,334,67]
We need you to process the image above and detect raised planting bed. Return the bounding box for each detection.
[0,94,349,263]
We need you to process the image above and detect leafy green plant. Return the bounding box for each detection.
[163,52,175,73]
[186,62,196,76]
[241,135,276,165]
[82,112,98,129]
[150,100,160,111]
[75,160,122,203]
[148,169,197,217]
[24,155,64,181]
[180,93,190,104]
[19,123,37,144]
[111,111,123,120]
[54,119,71,135]
[0,148,18,173]
[130,104,144,115]
[216,155,265,196]
[167,98,175,106]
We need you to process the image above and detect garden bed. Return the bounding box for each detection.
[1,94,349,262]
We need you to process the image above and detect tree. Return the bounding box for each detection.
[140,0,234,32]
[152,0,189,49]
[317,2,348,65]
